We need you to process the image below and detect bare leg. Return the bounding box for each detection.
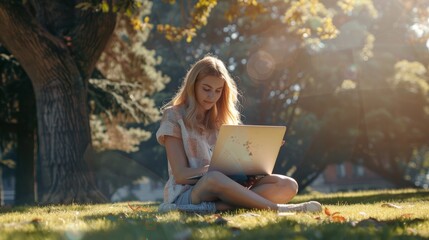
[191,171,290,210]
[249,174,298,204]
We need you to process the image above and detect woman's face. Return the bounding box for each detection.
[195,75,225,113]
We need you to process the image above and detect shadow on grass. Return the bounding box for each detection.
[0,205,36,214]
[231,217,428,240]
[79,210,428,240]
[81,211,198,240]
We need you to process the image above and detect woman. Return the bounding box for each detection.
[156,55,322,213]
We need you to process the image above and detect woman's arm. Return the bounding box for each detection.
[164,135,209,185]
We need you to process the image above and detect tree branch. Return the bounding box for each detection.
[0,2,75,89]
[70,1,117,83]
[0,1,117,89]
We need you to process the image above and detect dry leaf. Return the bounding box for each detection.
[407,227,417,235]
[331,212,341,216]
[31,218,42,223]
[381,203,402,209]
[359,212,368,217]
[331,215,347,223]
[400,213,414,219]
[208,213,223,221]
[128,202,150,212]
[324,207,332,216]
[323,207,347,223]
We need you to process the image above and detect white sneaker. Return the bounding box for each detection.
[278,201,322,213]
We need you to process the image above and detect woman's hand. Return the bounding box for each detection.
[202,164,210,173]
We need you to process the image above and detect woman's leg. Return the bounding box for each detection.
[191,171,280,210]
[249,174,298,204]
[209,176,298,211]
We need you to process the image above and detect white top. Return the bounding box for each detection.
[156,105,217,203]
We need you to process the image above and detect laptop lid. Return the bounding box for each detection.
[208,125,286,176]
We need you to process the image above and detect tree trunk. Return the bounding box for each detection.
[0,167,3,206]
[35,72,104,203]
[15,79,37,205]
[0,2,116,204]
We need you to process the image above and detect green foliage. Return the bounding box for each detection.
[75,0,144,16]
[148,0,429,189]
[0,189,428,239]
[89,2,170,153]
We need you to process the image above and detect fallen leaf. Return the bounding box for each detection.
[128,203,150,212]
[324,207,332,216]
[331,215,347,223]
[407,227,418,235]
[331,212,341,216]
[400,213,414,219]
[381,203,402,209]
[350,221,358,227]
[208,213,222,221]
[359,212,368,217]
[31,218,42,223]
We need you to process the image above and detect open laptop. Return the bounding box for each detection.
[188,124,286,181]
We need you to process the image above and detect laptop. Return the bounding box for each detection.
[187,124,286,181]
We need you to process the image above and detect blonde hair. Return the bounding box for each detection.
[163,55,241,130]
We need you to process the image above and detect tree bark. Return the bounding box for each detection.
[0,2,116,204]
[15,78,36,205]
[0,167,3,206]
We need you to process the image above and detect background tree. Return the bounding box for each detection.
[0,0,133,204]
[0,44,37,204]
[144,0,429,190]
[0,0,171,204]
[88,5,170,199]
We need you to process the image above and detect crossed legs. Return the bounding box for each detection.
[190,171,298,211]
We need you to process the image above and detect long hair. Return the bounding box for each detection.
[163,55,241,130]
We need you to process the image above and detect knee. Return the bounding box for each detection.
[200,171,228,193]
[278,177,298,198]
[289,178,299,195]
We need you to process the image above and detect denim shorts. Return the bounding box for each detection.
[173,187,193,205]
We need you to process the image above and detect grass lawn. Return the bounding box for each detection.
[0,188,428,240]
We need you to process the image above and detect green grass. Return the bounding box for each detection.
[0,188,428,240]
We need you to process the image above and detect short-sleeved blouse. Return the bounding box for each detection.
[156,105,218,203]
